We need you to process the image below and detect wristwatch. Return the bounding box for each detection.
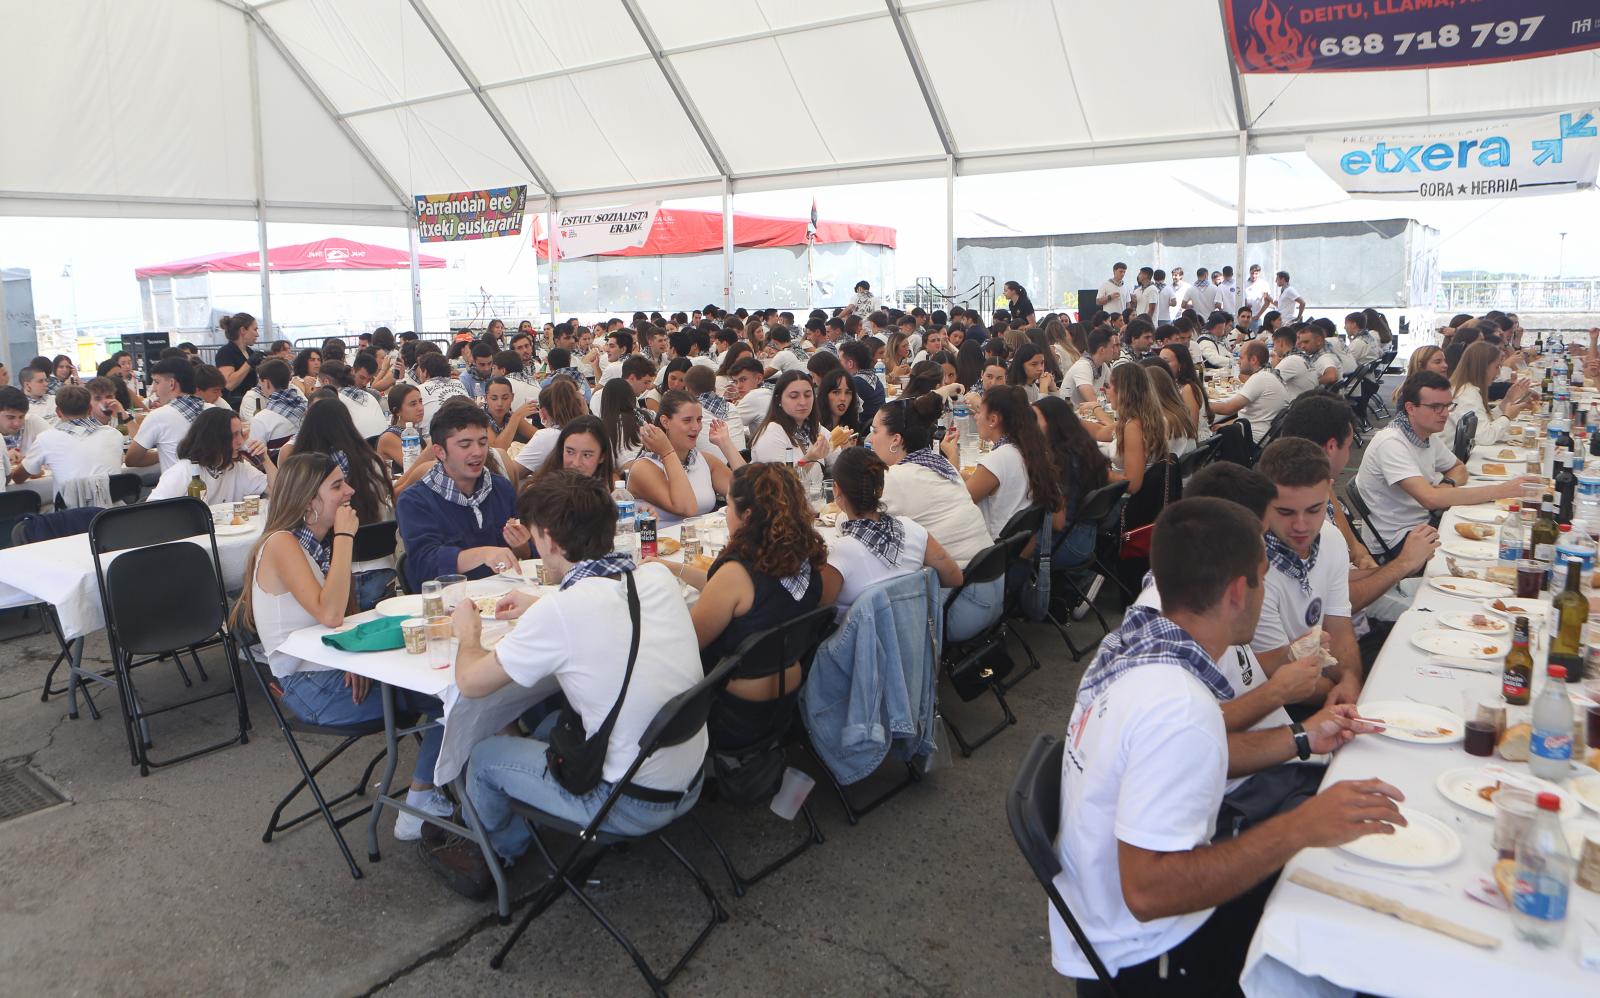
[1289,720,1312,761]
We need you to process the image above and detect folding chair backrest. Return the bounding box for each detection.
[1343,480,1395,562]
[635,654,742,757]
[1073,481,1128,528]
[725,605,836,683]
[351,520,399,562]
[0,490,41,550]
[1452,411,1478,465]
[90,497,213,553]
[1006,734,1118,992]
[998,504,1045,544]
[104,542,226,654]
[108,472,143,506]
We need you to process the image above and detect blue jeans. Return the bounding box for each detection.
[944,576,1004,643]
[352,569,396,612]
[467,721,702,863]
[279,669,443,785]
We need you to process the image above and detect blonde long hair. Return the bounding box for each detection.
[1108,364,1167,466]
[1394,345,1444,403]
[1141,361,1198,442]
[1449,341,1501,399]
[229,452,339,632]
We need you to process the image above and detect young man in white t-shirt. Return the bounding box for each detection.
[1251,439,1362,707]
[1269,327,1318,402]
[247,359,306,445]
[16,386,125,490]
[1133,267,1159,320]
[1273,270,1306,321]
[1210,342,1286,444]
[1053,497,1399,990]
[1095,262,1128,317]
[1354,371,1534,551]
[419,471,707,899]
[1295,324,1342,390]
[1064,328,1118,404]
[21,366,57,427]
[126,357,210,472]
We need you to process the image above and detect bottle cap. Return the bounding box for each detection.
[1508,503,1520,512]
[1537,791,1562,812]
[1561,524,1572,533]
[1550,665,1567,680]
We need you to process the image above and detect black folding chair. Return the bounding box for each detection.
[1344,480,1398,564]
[939,539,1020,756]
[992,504,1049,691]
[1452,411,1478,466]
[108,471,143,506]
[1046,481,1129,653]
[488,661,734,994]
[691,606,835,896]
[89,498,250,775]
[1007,734,1120,996]
[237,637,387,878]
[1176,436,1219,481]
[351,520,401,609]
[1250,408,1289,465]
[0,489,41,546]
[1210,418,1252,465]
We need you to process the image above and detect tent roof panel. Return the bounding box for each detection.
[634,0,883,51]
[428,0,647,85]
[668,38,835,176]
[345,94,541,195]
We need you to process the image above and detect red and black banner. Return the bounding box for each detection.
[1224,1,1600,74]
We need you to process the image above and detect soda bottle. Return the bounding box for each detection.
[400,422,422,471]
[1502,616,1533,706]
[1512,792,1573,948]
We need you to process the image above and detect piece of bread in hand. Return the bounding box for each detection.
[1454,522,1495,541]
[1287,625,1339,671]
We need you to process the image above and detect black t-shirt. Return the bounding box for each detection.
[1011,294,1035,321]
[214,341,257,407]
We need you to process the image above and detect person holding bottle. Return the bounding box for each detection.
[149,407,273,503]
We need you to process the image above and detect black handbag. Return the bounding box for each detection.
[545,571,641,795]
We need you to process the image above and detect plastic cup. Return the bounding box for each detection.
[419,580,445,618]
[1516,559,1545,598]
[1463,720,1496,757]
[424,615,454,670]
[1577,831,1600,893]
[768,767,816,821]
[436,574,467,610]
[1491,786,1538,858]
[400,618,428,655]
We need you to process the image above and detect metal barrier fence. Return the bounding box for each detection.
[1436,279,1600,313]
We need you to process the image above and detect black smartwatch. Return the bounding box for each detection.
[1289,720,1312,761]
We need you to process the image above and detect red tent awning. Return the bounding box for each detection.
[135,237,446,279]
[533,207,895,260]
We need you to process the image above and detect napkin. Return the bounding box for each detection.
[320,616,405,652]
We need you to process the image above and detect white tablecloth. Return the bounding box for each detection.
[1242,504,1600,996]
[0,522,263,640]
[7,463,161,508]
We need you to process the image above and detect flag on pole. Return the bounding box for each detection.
[806,197,818,243]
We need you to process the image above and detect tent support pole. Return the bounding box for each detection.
[248,18,272,338]
[1235,129,1248,308]
[722,177,733,311]
[408,213,424,335]
[945,155,956,294]
[0,258,11,377]
[549,207,561,321]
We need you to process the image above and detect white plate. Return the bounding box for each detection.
[1338,807,1461,869]
[1472,444,1530,460]
[1482,597,1548,626]
[1455,507,1509,526]
[1409,629,1510,660]
[1437,611,1510,635]
[1440,539,1498,560]
[211,521,256,536]
[1429,576,1512,599]
[1358,699,1466,744]
[1436,766,1583,819]
[1573,773,1600,816]
[374,594,426,618]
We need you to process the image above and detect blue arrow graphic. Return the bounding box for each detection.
[1533,112,1597,166]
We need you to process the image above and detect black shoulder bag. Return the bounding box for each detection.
[545,571,642,795]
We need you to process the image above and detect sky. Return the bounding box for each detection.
[6,150,1600,335]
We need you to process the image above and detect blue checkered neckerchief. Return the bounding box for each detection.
[1075,604,1235,709]
[840,514,905,567]
[820,340,839,355]
[422,462,493,528]
[901,446,960,483]
[506,369,539,386]
[697,391,731,422]
[166,394,206,423]
[292,524,332,575]
[1390,411,1428,448]
[485,409,507,433]
[792,421,814,450]
[992,436,1013,451]
[46,375,62,392]
[542,367,586,388]
[1265,529,1319,595]
[778,561,813,600]
[560,554,635,590]
[1326,500,1337,523]
[263,389,306,422]
[330,449,350,477]
[791,342,808,358]
[57,417,104,438]
[340,387,373,406]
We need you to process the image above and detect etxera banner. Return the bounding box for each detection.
[1306,107,1600,200]
[414,185,527,242]
[1225,1,1600,73]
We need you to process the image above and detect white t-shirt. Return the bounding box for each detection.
[21,424,125,483]
[1215,281,1237,314]
[249,407,299,445]
[1246,278,1272,316]
[825,515,930,617]
[598,359,625,385]
[1273,354,1318,400]
[1096,279,1127,314]
[419,377,469,430]
[1278,284,1305,313]
[631,450,717,528]
[765,349,807,376]
[1232,369,1288,442]
[1187,282,1217,315]
[1328,337,1357,377]
[1063,357,1103,403]
[882,461,994,565]
[1052,664,1228,978]
[734,387,773,433]
[492,563,707,790]
[749,421,803,465]
[1252,519,1352,658]
[27,395,57,426]
[1354,425,1458,548]
[149,458,268,505]
[1134,283,1160,320]
[337,389,390,439]
[975,443,1032,538]
[134,402,205,471]
[515,426,562,475]
[1154,284,1174,323]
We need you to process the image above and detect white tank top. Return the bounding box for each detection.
[635,450,715,527]
[251,531,332,678]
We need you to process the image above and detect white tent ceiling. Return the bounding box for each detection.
[5,0,1600,222]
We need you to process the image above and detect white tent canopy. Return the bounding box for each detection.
[7,0,1600,222]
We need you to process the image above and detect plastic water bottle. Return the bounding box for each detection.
[1497,504,1523,568]
[1575,470,1600,532]
[1555,524,1594,575]
[611,480,638,556]
[1512,791,1573,947]
[1529,666,1575,781]
[873,358,887,390]
[400,422,422,471]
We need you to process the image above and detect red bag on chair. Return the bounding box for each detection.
[1119,523,1155,559]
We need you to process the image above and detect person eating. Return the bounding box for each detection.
[626,391,744,527]
[149,406,274,503]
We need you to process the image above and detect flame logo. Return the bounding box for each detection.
[1241,0,1315,73]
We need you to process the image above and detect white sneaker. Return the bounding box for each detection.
[393,788,452,842]
[1072,576,1104,620]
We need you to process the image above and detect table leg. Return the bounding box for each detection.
[455,776,510,922]
[367,683,401,863]
[64,638,85,720]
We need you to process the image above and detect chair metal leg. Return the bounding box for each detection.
[188,648,211,684]
[798,738,919,824]
[943,682,1017,757]
[690,803,824,898]
[996,622,1043,693]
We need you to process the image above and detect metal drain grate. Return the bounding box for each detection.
[0,761,66,822]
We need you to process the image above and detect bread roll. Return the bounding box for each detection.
[1499,722,1531,762]
[1493,858,1517,902]
[1483,462,1508,475]
[1454,522,1495,541]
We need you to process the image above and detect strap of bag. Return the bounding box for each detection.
[591,571,643,750]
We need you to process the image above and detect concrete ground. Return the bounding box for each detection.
[0,601,1109,997]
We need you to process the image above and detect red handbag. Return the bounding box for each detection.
[1118,458,1175,560]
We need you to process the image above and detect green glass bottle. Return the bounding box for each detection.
[1550,557,1587,684]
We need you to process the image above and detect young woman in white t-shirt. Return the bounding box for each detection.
[820,446,962,618]
[750,370,832,470]
[150,407,274,503]
[376,383,426,474]
[1142,361,1200,458]
[965,385,1064,539]
[597,378,648,470]
[627,390,745,527]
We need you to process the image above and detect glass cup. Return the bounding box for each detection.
[1516,559,1545,598]
[535,560,562,587]
[400,618,428,655]
[1463,720,1496,757]
[424,615,454,670]
[436,574,467,610]
[822,478,835,506]
[1587,704,1600,750]
[1491,786,1538,859]
[419,580,445,618]
[680,524,700,560]
[1577,831,1600,893]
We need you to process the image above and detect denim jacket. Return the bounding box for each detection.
[801,568,941,785]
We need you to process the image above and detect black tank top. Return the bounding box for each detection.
[699,556,823,676]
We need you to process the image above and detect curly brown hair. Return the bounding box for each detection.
[712,463,827,581]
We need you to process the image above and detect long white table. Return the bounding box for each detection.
[1242,502,1600,996]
